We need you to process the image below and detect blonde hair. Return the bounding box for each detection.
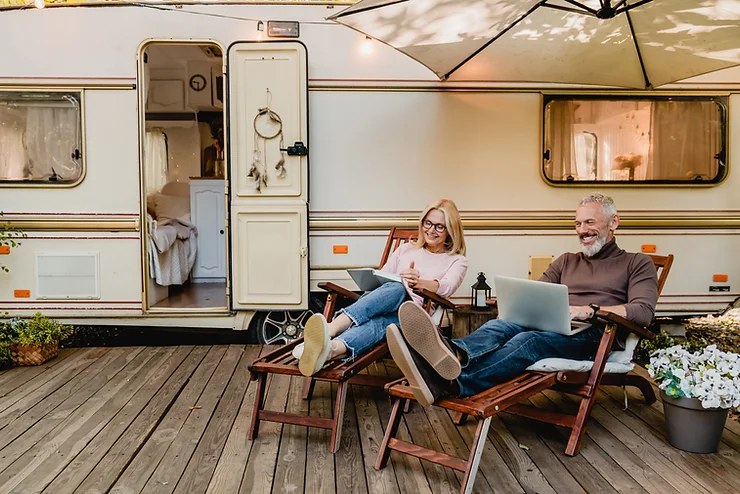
[414,199,466,256]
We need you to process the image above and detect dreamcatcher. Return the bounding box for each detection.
[248,88,287,191]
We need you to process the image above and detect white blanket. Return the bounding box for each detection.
[147,214,198,286]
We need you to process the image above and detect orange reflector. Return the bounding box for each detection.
[14,290,30,298]
[641,244,657,253]
[333,245,348,254]
[713,274,729,283]
[0,246,9,254]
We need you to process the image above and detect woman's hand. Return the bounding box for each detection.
[400,261,420,287]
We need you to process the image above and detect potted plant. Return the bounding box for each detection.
[1,313,73,366]
[648,344,740,453]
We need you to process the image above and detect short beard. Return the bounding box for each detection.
[580,232,608,257]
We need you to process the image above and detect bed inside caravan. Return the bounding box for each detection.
[141,42,228,311]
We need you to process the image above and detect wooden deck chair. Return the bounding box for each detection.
[248,227,455,453]
[377,254,673,494]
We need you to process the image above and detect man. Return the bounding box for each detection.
[387,193,658,406]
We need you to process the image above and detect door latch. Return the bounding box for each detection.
[300,247,307,258]
[280,141,308,156]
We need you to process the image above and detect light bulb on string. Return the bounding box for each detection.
[34,0,45,8]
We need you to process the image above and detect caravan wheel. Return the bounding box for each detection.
[255,310,314,345]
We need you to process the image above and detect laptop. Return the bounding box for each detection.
[494,275,591,335]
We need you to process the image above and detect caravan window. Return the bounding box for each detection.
[543,96,727,184]
[0,91,83,186]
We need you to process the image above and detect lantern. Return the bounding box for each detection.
[471,272,491,310]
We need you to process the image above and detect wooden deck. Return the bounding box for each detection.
[1,345,739,494]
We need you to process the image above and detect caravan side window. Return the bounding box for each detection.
[543,96,727,184]
[0,91,83,186]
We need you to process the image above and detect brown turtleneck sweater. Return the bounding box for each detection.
[539,238,658,347]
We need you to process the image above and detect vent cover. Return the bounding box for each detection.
[36,253,100,300]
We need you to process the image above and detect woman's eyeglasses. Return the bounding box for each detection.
[422,219,447,233]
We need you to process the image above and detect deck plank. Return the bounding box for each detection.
[109,345,228,494]
[299,378,340,494]
[0,347,106,424]
[139,345,243,494]
[239,371,291,494]
[2,347,737,494]
[0,346,135,451]
[0,346,165,493]
[173,345,260,494]
[58,345,210,494]
[271,374,310,494]
[0,348,79,397]
[205,345,269,494]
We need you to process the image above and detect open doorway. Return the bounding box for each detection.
[140,41,228,311]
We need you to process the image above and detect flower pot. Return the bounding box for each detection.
[660,390,729,453]
[10,341,59,366]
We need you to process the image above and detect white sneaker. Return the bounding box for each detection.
[298,314,332,377]
[292,342,305,360]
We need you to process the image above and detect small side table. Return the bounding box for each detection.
[451,304,498,339]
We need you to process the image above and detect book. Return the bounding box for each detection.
[347,268,403,292]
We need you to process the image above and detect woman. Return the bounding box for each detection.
[297,198,468,377]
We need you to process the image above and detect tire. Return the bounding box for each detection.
[249,293,327,345]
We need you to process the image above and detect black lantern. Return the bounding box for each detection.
[471,272,491,310]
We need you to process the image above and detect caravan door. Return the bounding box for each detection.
[228,42,308,310]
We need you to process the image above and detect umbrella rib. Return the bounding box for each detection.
[444,0,548,80]
[330,0,410,19]
[616,0,654,15]
[625,10,651,89]
[560,0,599,16]
[542,4,596,17]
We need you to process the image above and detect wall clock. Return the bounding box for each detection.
[189,74,207,92]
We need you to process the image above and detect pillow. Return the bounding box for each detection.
[153,193,190,223]
[161,181,191,197]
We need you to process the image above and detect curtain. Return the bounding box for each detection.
[546,101,577,180]
[25,105,80,181]
[145,129,168,194]
[0,107,26,180]
[648,101,720,180]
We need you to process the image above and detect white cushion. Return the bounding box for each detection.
[526,333,640,374]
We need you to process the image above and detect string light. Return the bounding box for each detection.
[34,0,44,8]
[361,36,373,55]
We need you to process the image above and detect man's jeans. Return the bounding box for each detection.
[335,281,408,360]
[450,319,604,397]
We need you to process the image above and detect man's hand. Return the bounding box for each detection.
[569,305,595,321]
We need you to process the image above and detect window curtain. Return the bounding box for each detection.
[0,107,26,180]
[546,101,577,180]
[145,129,168,194]
[648,101,720,180]
[25,105,81,181]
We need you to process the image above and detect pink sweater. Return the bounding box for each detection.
[380,243,468,306]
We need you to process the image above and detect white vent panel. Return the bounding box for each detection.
[36,253,100,300]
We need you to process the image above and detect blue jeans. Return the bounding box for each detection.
[450,319,604,397]
[334,282,409,360]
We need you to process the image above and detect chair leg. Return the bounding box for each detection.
[330,381,349,453]
[302,376,316,400]
[403,398,412,413]
[459,417,491,494]
[452,411,468,425]
[248,373,267,441]
[376,397,404,470]
[565,392,597,456]
[623,374,656,405]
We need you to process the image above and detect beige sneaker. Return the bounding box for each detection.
[398,301,461,380]
[298,314,331,376]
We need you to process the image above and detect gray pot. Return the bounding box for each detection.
[661,390,729,453]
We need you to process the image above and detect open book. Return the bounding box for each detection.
[347,268,402,292]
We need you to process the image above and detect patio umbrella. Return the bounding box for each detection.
[328,0,740,89]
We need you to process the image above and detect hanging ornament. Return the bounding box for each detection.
[250,88,287,192]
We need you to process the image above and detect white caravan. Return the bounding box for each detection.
[1,2,738,343]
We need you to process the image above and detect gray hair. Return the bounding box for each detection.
[578,193,617,219]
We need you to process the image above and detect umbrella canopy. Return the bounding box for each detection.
[329,0,740,89]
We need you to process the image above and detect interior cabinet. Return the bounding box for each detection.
[190,178,226,282]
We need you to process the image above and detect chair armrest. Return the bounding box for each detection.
[317,282,361,302]
[594,310,656,340]
[416,288,456,310]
